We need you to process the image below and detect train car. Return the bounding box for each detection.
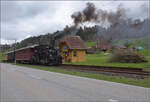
[15,45,36,63]
[2,53,8,62]
[15,44,62,65]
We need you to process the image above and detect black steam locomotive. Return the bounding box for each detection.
[32,45,62,65]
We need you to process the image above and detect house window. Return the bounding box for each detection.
[64,46,68,50]
[73,51,77,56]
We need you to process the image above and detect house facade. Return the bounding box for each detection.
[59,36,87,63]
[92,41,112,52]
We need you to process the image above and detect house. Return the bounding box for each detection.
[86,47,95,54]
[59,36,87,63]
[115,44,127,49]
[94,41,112,52]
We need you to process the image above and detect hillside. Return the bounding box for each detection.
[114,35,150,49]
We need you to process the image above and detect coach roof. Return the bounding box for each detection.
[5,44,39,54]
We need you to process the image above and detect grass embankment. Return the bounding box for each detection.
[14,63,150,88]
[0,51,3,62]
[66,51,150,71]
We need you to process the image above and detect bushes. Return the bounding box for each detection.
[109,49,148,63]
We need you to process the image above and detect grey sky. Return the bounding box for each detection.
[1,1,149,44]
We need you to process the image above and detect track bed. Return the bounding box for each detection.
[51,64,150,79]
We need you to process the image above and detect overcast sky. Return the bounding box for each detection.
[1,1,149,44]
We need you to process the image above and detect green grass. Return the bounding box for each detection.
[139,50,150,56]
[66,52,150,71]
[85,41,96,47]
[13,63,150,88]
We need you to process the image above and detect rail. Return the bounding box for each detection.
[52,64,150,78]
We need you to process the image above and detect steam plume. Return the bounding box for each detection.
[71,2,126,26]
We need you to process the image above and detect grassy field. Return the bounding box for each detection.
[66,51,150,71]
[85,41,96,47]
[140,50,150,56]
[14,63,150,88]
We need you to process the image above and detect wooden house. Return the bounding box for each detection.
[59,36,87,63]
[115,44,127,50]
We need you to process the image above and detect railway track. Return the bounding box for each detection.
[52,64,150,79]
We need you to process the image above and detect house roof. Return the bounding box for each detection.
[60,36,87,50]
[116,44,126,48]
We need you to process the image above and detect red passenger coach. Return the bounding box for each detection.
[15,45,38,63]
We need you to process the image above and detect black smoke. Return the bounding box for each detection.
[71,3,126,26]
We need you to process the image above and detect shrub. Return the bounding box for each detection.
[109,49,148,63]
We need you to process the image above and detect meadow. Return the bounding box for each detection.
[66,50,150,71]
[85,41,96,47]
